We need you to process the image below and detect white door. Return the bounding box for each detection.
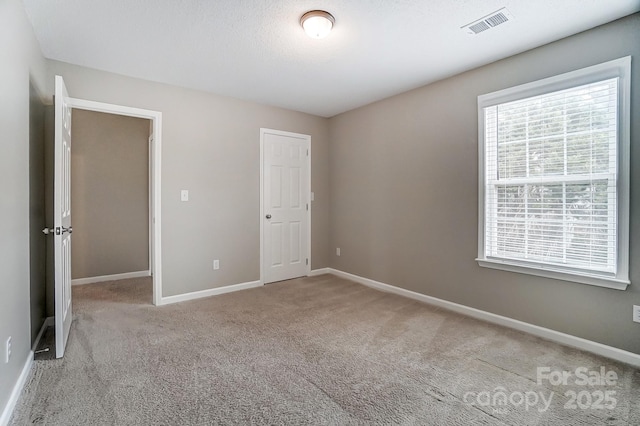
[261,129,310,284]
[54,75,72,358]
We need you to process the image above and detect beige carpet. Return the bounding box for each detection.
[11,274,640,425]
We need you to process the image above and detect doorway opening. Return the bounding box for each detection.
[70,109,152,300]
[68,98,163,306]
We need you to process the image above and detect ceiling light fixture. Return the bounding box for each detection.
[300,10,335,39]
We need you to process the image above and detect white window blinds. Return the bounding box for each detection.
[483,79,618,274]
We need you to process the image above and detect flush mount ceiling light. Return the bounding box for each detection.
[301,10,335,39]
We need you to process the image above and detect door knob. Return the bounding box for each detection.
[266,214,272,219]
[51,226,72,235]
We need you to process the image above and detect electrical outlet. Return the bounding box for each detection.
[336,247,341,256]
[633,305,640,323]
[213,259,220,270]
[5,336,11,363]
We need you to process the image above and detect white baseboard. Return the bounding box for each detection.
[2,316,56,424]
[326,268,640,368]
[31,316,54,352]
[0,351,33,426]
[309,268,331,276]
[72,270,151,286]
[159,280,263,305]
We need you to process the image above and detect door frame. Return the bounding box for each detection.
[259,128,312,284]
[68,97,163,306]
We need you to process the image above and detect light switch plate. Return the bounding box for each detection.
[5,336,11,363]
[181,190,189,202]
[633,305,640,323]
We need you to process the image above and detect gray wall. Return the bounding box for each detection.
[329,14,640,355]
[46,61,331,297]
[29,81,46,344]
[71,110,150,279]
[0,0,48,415]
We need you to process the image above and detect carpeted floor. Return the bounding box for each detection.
[10,274,640,425]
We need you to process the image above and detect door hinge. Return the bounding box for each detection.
[307,149,309,156]
[306,203,309,211]
[306,258,309,265]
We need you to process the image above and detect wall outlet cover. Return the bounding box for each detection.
[633,305,640,323]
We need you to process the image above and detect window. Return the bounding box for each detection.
[477,57,630,290]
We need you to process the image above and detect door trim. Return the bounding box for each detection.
[68,97,163,306]
[259,128,311,284]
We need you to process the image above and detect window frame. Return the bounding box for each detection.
[476,57,631,290]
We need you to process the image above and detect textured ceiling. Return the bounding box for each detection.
[22,0,640,117]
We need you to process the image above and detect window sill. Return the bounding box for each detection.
[476,258,629,290]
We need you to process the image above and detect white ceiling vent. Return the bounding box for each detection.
[462,8,514,35]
